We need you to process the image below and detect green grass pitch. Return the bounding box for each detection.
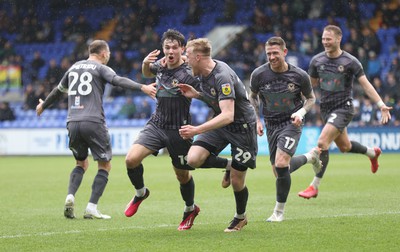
[0,153,399,251]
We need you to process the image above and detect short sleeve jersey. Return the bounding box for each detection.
[199,60,256,131]
[308,51,365,110]
[57,59,117,123]
[149,60,200,129]
[250,63,312,129]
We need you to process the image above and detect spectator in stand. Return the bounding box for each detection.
[367,51,381,79]
[46,58,63,88]
[359,96,377,126]
[72,34,89,62]
[36,20,54,42]
[348,28,363,56]
[61,16,75,41]
[252,6,272,33]
[138,26,160,58]
[389,57,400,81]
[136,99,152,119]
[0,40,16,61]
[183,0,202,25]
[361,25,381,54]
[380,1,399,28]
[116,97,137,119]
[308,0,324,19]
[108,50,131,97]
[371,77,389,104]
[23,83,46,110]
[357,47,369,72]
[288,0,307,19]
[216,0,237,23]
[23,84,36,110]
[346,2,362,29]
[30,51,45,81]
[0,102,16,121]
[108,50,130,76]
[73,14,93,40]
[299,33,313,56]
[18,16,37,43]
[384,71,400,102]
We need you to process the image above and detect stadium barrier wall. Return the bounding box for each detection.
[0,126,399,156]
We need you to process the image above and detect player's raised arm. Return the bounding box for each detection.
[112,76,156,99]
[142,49,160,78]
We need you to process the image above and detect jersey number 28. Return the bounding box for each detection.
[68,72,93,96]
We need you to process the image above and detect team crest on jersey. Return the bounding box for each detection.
[338,65,344,72]
[221,83,232,95]
[210,88,216,96]
[287,83,295,92]
[172,79,179,87]
[320,65,325,71]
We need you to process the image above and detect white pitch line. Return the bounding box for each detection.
[1,211,399,239]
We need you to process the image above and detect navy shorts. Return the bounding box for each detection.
[134,122,194,170]
[267,123,302,165]
[193,122,257,170]
[67,121,112,162]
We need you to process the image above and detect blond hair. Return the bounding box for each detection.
[186,38,212,56]
[324,25,342,37]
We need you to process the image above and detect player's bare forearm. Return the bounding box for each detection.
[302,90,316,112]
[249,91,261,119]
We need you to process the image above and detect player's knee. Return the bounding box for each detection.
[186,155,203,168]
[76,159,89,170]
[175,171,190,184]
[125,154,141,168]
[338,145,351,153]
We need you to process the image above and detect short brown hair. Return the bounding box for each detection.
[161,29,186,47]
[265,36,286,50]
[89,40,109,54]
[324,25,342,37]
[186,38,212,56]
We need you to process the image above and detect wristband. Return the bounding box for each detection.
[296,108,307,117]
[377,100,385,109]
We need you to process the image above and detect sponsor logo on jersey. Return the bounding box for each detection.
[221,83,231,95]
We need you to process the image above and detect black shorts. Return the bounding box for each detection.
[134,122,194,170]
[67,121,112,162]
[193,122,257,170]
[321,103,355,132]
[267,123,302,165]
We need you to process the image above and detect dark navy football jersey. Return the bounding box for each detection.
[58,59,117,123]
[149,60,200,129]
[250,63,312,129]
[308,51,364,110]
[198,60,256,131]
